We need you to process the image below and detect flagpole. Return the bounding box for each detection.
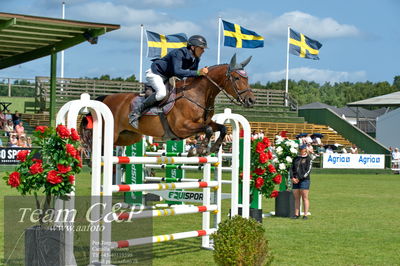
[139,24,144,82]
[217,16,222,65]
[285,25,290,107]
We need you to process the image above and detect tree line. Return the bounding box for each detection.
[2,74,399,109]
[252,76,400,108]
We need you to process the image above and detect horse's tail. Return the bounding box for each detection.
[79,95,107,156]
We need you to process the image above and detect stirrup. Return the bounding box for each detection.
[128,111,140,129]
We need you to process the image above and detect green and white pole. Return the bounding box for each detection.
[124,139,144,204]
[165,140,185,205]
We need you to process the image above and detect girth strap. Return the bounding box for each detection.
[158,112,183,141]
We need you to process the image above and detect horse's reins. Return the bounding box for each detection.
[173,70,251,120]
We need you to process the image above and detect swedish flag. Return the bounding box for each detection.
[147,31,187,58]
[289,29,322,60]
[222,20,264,48]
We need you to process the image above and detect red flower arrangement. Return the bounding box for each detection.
[249,136,280,198]
[2,125,82,224]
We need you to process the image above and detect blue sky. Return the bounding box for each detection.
[1,0,399,85]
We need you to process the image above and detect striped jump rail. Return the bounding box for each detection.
[145,164,231,172]
[116,204,218,220]
[145,176,232,184]
[112,181,219,193]
[111,229,217,248]
[108,156,219,165]
[145,152,216,157]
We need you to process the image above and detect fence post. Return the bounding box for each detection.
[7,78,11,97]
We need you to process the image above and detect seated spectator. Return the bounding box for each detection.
[12,110,21,126]
[5,110,12,122]
[8,133,18,147]
[306,143,315,158]
[341,146,348,153]
[251,130,258,140]
[4,120,14,137]
[325,145,334,153]
[15,121,25,136]
[305,134,313,144]
[26,136,32,148]
[350,144,358,154]
[0,110,5,129]
[224,133,233,143]
[258,130,265,139]
[18,134,28,147]
[317,144,325,154]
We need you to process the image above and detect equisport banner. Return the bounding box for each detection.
[0,147,32,164]
[322,153,385,169]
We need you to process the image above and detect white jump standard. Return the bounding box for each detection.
[55,93,251,265]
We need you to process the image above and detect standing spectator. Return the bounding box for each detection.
[4,120,14,136]
[291,144,313,220]
[0,137,3,147]
[0,110,5,129]
[15,121,25,137]
[392,148,400,172]
[12,110,21,126]
[350,144,358,154]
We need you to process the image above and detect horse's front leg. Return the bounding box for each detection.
[194,125,214,156]
[208,122,227,154]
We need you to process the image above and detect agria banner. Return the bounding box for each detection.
[322,154,385,169]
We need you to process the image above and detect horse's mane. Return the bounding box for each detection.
[179,64,228,84]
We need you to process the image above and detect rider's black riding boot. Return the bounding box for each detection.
[129,93,158,128]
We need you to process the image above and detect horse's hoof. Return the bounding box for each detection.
[196,147,210,156]
[187,147,197,157]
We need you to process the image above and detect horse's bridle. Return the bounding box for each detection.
[205,69,252,106]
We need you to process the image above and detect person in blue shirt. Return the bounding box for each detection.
[129,35,209,128]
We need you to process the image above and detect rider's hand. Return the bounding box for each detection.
[198,67,208,76]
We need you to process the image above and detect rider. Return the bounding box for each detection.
[129,35,209,128]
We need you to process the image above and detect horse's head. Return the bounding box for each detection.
[223,54,256,108]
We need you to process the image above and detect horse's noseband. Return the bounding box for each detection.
[226,70,252,105]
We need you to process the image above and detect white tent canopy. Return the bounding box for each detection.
[347,91,400,107]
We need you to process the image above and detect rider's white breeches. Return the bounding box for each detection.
[145,69,167,101]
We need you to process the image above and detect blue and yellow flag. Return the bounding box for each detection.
[222,20,264,48]
[147,31,187,58]
[289,29,322,60]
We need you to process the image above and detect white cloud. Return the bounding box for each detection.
[265,11,361,39]
[141,0,186,7]
[222,10,361,40]
[253,67,367,84]
[68,2,201,40]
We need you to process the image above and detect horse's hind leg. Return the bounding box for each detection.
[115,130,143,146]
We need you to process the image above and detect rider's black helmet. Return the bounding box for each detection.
[188,35,208,48]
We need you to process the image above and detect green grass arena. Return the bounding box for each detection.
[1,166,399,265]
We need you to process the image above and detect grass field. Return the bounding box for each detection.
[1,166,399,265]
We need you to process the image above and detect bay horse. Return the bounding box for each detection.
[80,54,256,156]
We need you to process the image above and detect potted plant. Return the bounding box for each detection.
[273,131,299,217]
[3,125,82,265]
[239,136,280,222]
